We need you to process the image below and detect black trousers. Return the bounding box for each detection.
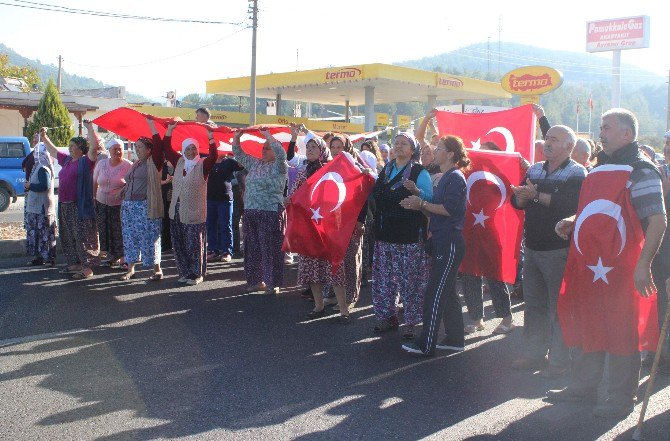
[416,234,465,355]
[232,185,244,255]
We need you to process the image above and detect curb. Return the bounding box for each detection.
[0,239,26,258]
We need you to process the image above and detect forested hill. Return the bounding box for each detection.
[398,42,667,144]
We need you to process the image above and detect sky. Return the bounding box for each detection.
[0,0,667,101]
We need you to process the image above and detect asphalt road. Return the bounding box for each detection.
[0,255,668,440]
[0,195,25,224]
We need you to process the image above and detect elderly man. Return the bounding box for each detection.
[549,109,667,419]
[571,139,592,170]
[511,125,587,378]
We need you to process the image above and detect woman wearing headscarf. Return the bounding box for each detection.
[232,127,288,295]
[118,120,165,281]
[159,122,218,285]
[41,127,100,280]
[371,131,433,339]
[93,138,132,267]
[401,135,470,356]
[24,140,57,266]
[291,134,351,321]
[325,134,371,313]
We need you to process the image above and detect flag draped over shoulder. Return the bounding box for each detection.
[282,152,374,272]
[460,150,524,283]
[558,165,659,355]
[435,104,537,162]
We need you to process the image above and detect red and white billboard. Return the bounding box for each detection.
[586,16,650,53]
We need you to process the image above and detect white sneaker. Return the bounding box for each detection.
[186,276,203,285]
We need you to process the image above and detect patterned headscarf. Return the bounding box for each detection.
[304,136,330,178]
[394,132,420,160]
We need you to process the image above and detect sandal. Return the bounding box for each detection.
[149,272,163,281]
[71,271,92,280]
[119,272,135,281]
[27,258,44,266]
[307,309,327,319]
[465,323,485,334]
[374,317,399,333]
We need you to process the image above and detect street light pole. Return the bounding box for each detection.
[249,0,258,125]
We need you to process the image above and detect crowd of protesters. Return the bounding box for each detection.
[21,105,670,420]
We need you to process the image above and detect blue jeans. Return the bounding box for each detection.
[206,199,233,255]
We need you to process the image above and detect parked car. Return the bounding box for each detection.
[0,136,68,212]
[0,136,31,212]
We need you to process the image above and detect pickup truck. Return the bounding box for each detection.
[0,136,66,212]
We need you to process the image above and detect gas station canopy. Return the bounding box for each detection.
[207,63,510,105]
[206,63,511,130]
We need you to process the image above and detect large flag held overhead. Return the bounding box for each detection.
[459,150,525,283]
[558,165,659,355]
[219,125,292,159]
[282,152,374,272]
[435,104,537,162]
[93,108,291,159]
[92,107,172,141]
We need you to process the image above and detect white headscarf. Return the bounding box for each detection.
[181,138,201,174]
[105,138,124,150]
[33,142,52,170]
[359,150,377,172]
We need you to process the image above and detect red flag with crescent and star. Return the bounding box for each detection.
[282,152,375,272]
[435,104,537,162]
[558,165,659,355]
[459,150,525,283]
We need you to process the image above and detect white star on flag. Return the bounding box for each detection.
[470,139,481,149]
[587,257,613,284]
[310,207,323,224]
[472,209,490,227]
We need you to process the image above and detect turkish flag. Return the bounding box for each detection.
[93,107,173,141]
[558,165,659,355]
[219,125,292,159]
[435,104,537,162]
[460,150,525,283]
[282,152,374,272]
[170,122,235,155]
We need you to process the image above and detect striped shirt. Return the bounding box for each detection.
[512,158,587,251]
[629,167,665,225]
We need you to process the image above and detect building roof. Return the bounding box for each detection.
[206,63,511,106]
[0,91,98,112]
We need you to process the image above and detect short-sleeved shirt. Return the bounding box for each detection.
[207,158,244,202]
[429,167,467,240]
[629,167,665,228]
[93,158,132,206]
[56,151,95,203]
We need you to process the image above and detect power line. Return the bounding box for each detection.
[67,27,249,69]
[0,0,246,25]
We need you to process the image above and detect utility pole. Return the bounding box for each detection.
[487,36,491,76]
[57,55,62,93]
[497,16,502,76]
[249,0,258,125]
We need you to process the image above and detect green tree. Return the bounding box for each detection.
[27,79,74,145]
[0,53,42,91]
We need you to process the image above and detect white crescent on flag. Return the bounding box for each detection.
[573,199,627,256]
[466,171,507,209]
[310,172,347,212]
